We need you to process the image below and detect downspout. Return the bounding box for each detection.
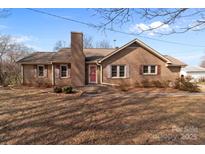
[98,61,117,86]
[97,61,103,84]
[100,64,103,84]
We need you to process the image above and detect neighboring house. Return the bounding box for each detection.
[17,32,187,87]
[180,66,205,82]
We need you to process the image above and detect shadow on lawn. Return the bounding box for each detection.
[0,89,205,144]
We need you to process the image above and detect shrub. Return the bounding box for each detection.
[198,77,205,82]
[63,86,73,94]
[174,77,200,92]
[174,78,181,89]
[53,86,62,93]
[141,79,153,88]
[151,80,165,88]
[182,82,200,92]
[184,75,193,82]
[167,81,175,88]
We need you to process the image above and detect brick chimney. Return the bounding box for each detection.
[71,32,85,87]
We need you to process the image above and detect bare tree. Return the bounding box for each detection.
[0,35,31,63]
[94,8,205,35]
[54,35,95,49]
[0,35,12,63]
[200,57,205,68]
[0,34,33,86]
[83,35,93,48]
[53,40,67,51]
[6,44,31,62]
[96,40,112,48]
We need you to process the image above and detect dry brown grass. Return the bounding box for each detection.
[198,84,205,92]
[0,86,205,144]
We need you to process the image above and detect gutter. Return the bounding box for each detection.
[96,61,103,84]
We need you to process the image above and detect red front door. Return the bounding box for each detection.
[89,65,97,83]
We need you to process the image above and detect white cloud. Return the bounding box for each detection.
[11,35,32,43]
[130,21,171,36]
[9,35,41,50]
[0,24,8,30]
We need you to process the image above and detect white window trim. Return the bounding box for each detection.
[37,65,45,78]
[111,65,126,78]
[143,65,158,75]
[60,64,69,78]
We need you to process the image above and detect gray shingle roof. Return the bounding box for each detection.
[181,66,205,72]
[163,55,187,66]
[51,48,72,63]
[17,48,115,63]
[84,48,114,61]
[17,48,186,67]
[17,52,56,64]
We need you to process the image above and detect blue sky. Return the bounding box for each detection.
[0,8,205,66]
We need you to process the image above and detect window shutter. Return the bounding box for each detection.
[126,65,129,78]
[44,65,48,77]
[157,65,161,75]
[33,65,37,78]
[68,64,70,77]
[139,65,143,75]
[55,65,60,79]
[107,65,111,78]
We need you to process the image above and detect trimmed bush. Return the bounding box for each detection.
[174,77,200,92]
[63,86,73,94]
[53,86,62,93]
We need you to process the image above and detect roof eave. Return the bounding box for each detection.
[187,71,205,73]
[17,62,52,64]
[167,64,187,67]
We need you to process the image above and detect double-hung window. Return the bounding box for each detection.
[111,65,117,77]
[119,65,125,77]
[60,64,68,78]
[111,65,126,78]
[143,65,157,75]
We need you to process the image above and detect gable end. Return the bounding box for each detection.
[98,39,171,64]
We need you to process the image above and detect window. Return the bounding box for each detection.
[143,65,157,75]
[37,65,44,77]
[119,65,125,77]
[111,65,126,78]
[150,65,156,73]
[111,65,117,77]
[60,65,68,78]
[143,66,149,74]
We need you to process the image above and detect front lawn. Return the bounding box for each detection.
[0,86,205,144]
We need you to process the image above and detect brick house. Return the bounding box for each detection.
[17,32,187,87]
